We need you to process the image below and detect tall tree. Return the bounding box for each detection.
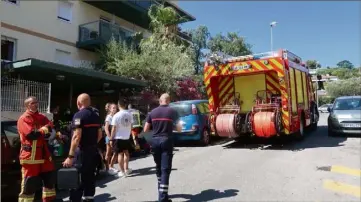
[186,25,210,74]
[207,32,252,56]
[336,60,354,69]
[305,60,321,69]
[100,4,195,99]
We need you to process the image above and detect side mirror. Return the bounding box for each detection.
[327,106,332,112]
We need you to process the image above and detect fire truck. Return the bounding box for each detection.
[204,49,319,139]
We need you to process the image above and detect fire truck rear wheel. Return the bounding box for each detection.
[295,115,305,141]
[309,106,318,131]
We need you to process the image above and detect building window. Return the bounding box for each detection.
[2,0,19,5]
[55,49,71,66]
[57,1,72,22]
[1,36,17,62]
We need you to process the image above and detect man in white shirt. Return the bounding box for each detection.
[110,100,133,177]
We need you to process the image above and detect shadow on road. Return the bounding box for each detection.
[128,166,177,178]
[94,193,117,201]
[223,126,347,151]
[171,189,239,202]
[174,136,230,148]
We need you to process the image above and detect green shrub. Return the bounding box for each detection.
[326,77,361,97]
[318,96,335,105]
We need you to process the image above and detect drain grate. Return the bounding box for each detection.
[317,166,331,171]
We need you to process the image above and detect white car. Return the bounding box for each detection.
[318,104,333,113]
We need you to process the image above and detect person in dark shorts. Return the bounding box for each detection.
[144,93,182,202]
[62,93,103,202]
[110,100,134,178]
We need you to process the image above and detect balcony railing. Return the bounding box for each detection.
[78,20,134,47]
[126,0,153,10]
[177,30,192,42]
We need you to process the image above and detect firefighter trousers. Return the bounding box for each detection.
[150,136,174,202]
[69,147,97,202]
[19,159,56,202]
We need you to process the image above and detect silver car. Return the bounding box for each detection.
[318,104,333,113]
[327,96,361,136]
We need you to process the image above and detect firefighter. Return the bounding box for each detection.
[17,96,57,202]
[62,93,102,202]
[128,104,142,151]
[143,94,182,202]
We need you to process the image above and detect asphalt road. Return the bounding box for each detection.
[60,113,360,202]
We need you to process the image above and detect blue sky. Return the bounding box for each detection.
[178,1,361,68]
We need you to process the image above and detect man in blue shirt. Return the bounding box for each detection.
[63,93,102,202]
[144,93,182,202]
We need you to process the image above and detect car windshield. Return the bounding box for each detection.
[2,123,20,147]
[169,103,192,117]
[333,98,361,110]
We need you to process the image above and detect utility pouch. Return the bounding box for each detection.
[57,167,81,190]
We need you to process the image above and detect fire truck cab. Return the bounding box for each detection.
[204,49,319,139]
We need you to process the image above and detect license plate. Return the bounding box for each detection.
[342,123,361,128]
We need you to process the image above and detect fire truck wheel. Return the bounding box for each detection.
[200,128,210,146]
[308,106,318,131]
[295,115,305,141]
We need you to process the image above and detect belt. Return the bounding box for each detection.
[21,144,44,152]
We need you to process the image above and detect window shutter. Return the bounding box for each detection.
[58,1,72,21]
[55,50,71,66]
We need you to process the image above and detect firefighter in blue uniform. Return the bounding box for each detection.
[63,93,102,202]
[143,93,182,202]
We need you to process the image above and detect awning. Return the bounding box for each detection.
[3,58,147,92]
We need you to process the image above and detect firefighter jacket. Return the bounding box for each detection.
[17,110,54,165]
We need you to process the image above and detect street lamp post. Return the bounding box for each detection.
[315,61,319,107]
[270,21,277,52]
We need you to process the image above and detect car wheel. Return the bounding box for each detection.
[200,129,210,146]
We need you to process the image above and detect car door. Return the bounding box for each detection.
[202,102,210,129]
[1,123,13,171]
[1,121,22,199]
[196,102,209,130]
[1,122,21,169]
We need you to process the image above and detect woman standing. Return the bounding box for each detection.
[104,103,118,175]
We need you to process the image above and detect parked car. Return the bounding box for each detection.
[327,96,361,136]
[1,119,69,200]
[169,100,211,145]
[1,120,22,200]
[318,104,333,113]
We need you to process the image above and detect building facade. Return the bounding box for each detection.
[1,0,195,116]
[1,0,194,67]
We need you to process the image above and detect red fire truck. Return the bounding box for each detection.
[204,49,319,139]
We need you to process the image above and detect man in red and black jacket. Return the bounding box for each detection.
[17,96,57,202]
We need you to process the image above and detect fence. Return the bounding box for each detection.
[1,78,51,113]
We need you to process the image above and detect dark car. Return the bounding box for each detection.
[1,120,69,200]
[1,120,22,200]
[328,96,361,136]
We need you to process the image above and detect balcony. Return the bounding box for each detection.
[177,29,192,43]
[82,0,195,30]
[76,20,134,51]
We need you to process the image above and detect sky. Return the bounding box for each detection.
[178,1,361,68]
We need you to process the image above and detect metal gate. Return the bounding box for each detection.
[1,78,51,113]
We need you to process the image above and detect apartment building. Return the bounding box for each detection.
[0,0,195,112]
